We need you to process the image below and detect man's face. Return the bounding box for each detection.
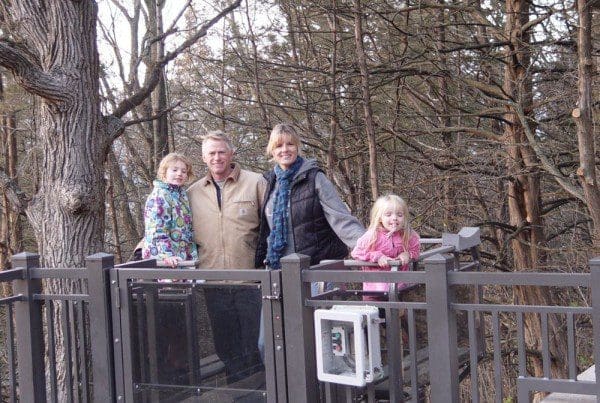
[202,139,234,180]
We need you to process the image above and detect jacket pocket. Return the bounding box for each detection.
[232,199,258,220]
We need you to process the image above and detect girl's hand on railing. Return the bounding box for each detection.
[156,259,197,268]
[396,252,410,266]
[161,256,181,268]
[377,255,391,268]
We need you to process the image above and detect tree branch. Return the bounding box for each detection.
[0,39,69,103]
[512,101,585,202]
[0,170,29,214]
[123,101,181,128]
[111,0,241,119]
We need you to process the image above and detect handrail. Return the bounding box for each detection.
[418,245,456,261]
[0,267,25,282]
[155,260,198,268]
[0,294,25,304]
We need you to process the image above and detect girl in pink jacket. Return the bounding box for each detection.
[351,194,420,300]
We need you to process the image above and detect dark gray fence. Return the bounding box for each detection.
[0,229,598,402]
[287,250,599,402]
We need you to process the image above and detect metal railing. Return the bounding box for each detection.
[0,227,598,402]
[278,228,598,402]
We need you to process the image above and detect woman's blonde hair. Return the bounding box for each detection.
[265,123,302,157]
[156,152,195,183]
[366,194,413,250]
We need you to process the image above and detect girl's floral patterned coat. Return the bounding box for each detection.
[142,180,198,261]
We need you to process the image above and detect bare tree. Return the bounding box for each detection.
[501,0,567,383]
[353,0,379,199]
[0,0,240,397]
[0,73,23,278]
[573,0,600,249]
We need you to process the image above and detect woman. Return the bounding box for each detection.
[255,123,365,272]
[255,124,365,359]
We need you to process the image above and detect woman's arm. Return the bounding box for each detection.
[315,172,365,248]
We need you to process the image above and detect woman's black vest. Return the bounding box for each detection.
[255,167,348,268]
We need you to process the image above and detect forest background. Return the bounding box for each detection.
[0,0,597,397]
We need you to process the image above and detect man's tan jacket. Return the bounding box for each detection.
[187,163,266,270]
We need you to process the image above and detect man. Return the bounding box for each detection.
[188,130,266,384]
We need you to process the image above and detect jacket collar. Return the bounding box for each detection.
[201,163,241,186]
[266,163,315,187]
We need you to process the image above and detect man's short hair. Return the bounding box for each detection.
[201,130,235,152]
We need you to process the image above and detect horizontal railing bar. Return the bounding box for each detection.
[155,260,197,268]
[343,245,459,267]
[305,299,427,309]
[452,302,592,314]
[420,238,443,244]
[130,282,261,291]
[0,295,25,304]
[343,259,476,271]
[518,377,597,394]
[0,268,25,282]
[116,267,271,282]
[30,268,88,280]
[456,262,478,271]
[419,246,456,260]
[303,270,426,283]
[114,258,156,269]
[33,294,89,302]
[343,260,406,267]
[448,271,590,287]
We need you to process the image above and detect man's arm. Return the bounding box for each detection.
[257,175,267,212]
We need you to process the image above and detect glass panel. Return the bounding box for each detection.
[128,281,266,402]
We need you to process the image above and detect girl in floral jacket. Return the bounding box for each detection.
[142,153,198,267]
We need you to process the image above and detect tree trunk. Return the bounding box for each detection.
[353,0,379,199]
[573,0,600,251]
[282,2,319,141]
[326,0,340,176]
[0,2,107,399]
[435,1,458,232]
[145,0,169,165]
[107,150,141,261]
[0,73,22,298]
[503,0,567,386]
[0,0,239,396]
[243,0,271,132]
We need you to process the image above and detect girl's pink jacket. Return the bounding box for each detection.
[351,228,420,296]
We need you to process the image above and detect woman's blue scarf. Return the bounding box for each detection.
[266,157,304,269]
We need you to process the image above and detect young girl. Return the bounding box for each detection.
[142,152,198,267]
[351,194,420,300]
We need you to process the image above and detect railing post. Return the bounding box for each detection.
[280,253,316,403]
[262,268,288,403]
[425,253,459,403]
[86,253,116,402]
[12,252,46,403]
[589,256,600,400]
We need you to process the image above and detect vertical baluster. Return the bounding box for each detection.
[47,299,58,403]
[467,309,479,403]
[492,311,501,403]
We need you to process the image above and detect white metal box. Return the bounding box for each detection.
[314,305,382,386]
